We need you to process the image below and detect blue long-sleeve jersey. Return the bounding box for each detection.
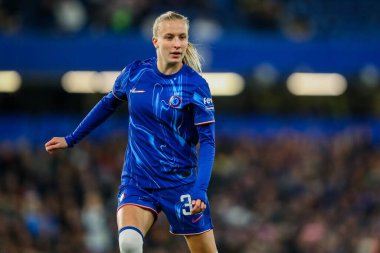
[66,58,215,195]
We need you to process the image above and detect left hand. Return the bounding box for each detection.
[190,199,207,214]
[45,137,68,154]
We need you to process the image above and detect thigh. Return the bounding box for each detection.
[117,205,155,236]
[185,229,217,253]
[117,184,160,236]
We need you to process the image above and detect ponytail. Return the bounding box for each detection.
[184,42,203,73]
[152,11,203,73]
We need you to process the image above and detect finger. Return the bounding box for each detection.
[45,143,58,151]
[46,145,56,153]
[201,202,207,210]
[195,199,201,208]
[45,142,64,153]
[190,203,198,213]
[191,207,200,214]
[190,199,202,213]
[191,199,200,208]
[45,137,59,147]
[45,140,55,148]
[46,142,59,150]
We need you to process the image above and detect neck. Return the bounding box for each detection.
[156,59,183,75]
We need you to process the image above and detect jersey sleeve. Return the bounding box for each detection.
[190,123,216,203]
[112,62,135,101]
[191,80,215,125]
[64,92,123,147]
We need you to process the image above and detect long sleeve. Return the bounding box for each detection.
[65,92,124,147]
[191,123,216,202]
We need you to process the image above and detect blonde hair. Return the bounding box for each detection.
[152,11,203,73]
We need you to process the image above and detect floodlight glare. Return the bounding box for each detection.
[62,71,245,96]
[287,73,347,96]
[203,72,245,96]
[0,71,21,93]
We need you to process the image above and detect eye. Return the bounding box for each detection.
[165,35,174,40]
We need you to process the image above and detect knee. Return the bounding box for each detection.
[119,226,144,253]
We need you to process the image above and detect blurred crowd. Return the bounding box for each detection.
[1,125,380,253]
[1,1,380,252]
[1,0,380,39]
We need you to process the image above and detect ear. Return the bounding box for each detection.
[152,37,159,49]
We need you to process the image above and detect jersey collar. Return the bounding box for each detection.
[153,57,186,79]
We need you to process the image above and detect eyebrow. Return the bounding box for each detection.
[164,33,187,36]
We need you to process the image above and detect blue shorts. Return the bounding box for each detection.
[117,183,214,235]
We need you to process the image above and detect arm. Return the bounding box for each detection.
[45,92,123,154]
[190,123,216,213]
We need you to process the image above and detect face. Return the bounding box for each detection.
[153,20,189,67]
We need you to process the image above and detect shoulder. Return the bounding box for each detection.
[132,58,155,69]
[120,58,155,78]
[183,64,208,90]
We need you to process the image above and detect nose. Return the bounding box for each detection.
[173,37,181,48]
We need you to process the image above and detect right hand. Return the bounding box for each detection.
[190,188,208,214]
[191,199,207,214]
[45,137,68,154]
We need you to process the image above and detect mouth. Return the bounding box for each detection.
[170,52,182,58]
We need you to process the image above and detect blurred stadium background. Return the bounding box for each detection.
[1,0,380,252]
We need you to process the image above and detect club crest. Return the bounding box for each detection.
[169,95,182,108]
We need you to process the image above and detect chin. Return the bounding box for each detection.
[168,59,182,65]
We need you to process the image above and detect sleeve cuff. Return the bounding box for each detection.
[194,120,215,126]
[64,135,74,148]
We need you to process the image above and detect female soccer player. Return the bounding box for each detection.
[45,11,218,253]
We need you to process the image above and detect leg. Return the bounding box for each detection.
[184,230,218,253]
[117,205,156,253]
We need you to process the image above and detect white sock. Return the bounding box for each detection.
[119,226,143,253]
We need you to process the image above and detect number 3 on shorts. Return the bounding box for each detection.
[180,194,192,215]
